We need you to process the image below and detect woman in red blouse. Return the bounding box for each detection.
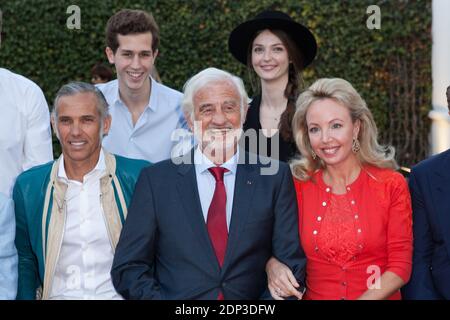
[266,78,412,300]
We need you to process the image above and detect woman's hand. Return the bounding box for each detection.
[266,257,304,300]
[357,271,405,300]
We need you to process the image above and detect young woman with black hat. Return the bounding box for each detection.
[228,10,317,162]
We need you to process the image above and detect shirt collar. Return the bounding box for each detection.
[194,145,239,175]
[114,76,158,113]
[57,149,106,183]
[147,77,159,113]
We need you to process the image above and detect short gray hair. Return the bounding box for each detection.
[52,81,109,121]
[181,67,249,120]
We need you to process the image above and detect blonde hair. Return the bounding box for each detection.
[291,78,397,181]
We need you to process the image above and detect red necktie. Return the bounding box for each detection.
[207,167,229,300]
[207,167,229,267]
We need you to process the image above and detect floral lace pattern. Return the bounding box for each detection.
[316,193,359,266]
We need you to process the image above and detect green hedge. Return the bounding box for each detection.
[0,0,431,166]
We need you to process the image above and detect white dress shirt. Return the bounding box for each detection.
[0,68,53,197]
[98,77,190,163]
[49,151,122,300]
[194,147,239,230]
[0,192,18,299]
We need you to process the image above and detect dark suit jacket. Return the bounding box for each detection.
[402,149,450,299]
[111,150,306,299]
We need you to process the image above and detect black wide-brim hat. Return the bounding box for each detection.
[228,10,317,68]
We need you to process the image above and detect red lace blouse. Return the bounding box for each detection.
[295,166,413,300]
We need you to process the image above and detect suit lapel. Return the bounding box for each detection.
[176,160,219,272]
[432,152,450,257]
[222,162,256,272]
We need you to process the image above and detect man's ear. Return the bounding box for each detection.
[50,115,59,140]
[185,112,194,132]
[103,114,112,136]
[153,49,159,60]
[105,47,115,64]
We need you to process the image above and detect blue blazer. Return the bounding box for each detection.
[111,151,306,299]
[402,149,450,299]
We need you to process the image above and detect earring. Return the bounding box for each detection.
[311,149,317,160]
[352,138,361,153]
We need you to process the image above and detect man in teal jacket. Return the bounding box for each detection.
[13,82,149,300]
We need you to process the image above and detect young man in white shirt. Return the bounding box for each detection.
[98,9,189,163]
[0,9,53,197]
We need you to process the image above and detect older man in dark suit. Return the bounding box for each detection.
[111,67,306,300]
[402,86,450,300]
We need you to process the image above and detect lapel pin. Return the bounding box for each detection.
[247,180,252,185]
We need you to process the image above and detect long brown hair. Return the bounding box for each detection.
[247,29,304,142]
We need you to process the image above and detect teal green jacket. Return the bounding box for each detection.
[13,152,149,299]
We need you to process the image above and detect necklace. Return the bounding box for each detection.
[262,109,283,122]
[260,100,286,124]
